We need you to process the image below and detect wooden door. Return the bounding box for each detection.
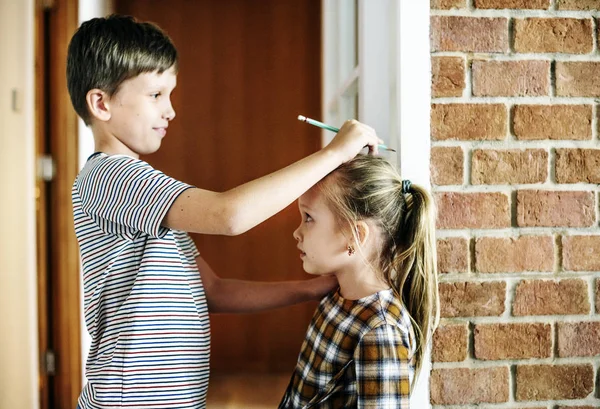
[116,0,323,373]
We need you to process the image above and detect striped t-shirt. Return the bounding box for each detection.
[73,153,211,408]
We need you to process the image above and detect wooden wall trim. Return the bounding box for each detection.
[45,0,81,406]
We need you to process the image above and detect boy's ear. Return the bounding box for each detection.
[86,89,112,122]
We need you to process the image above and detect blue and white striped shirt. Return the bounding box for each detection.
[73,153,210,408]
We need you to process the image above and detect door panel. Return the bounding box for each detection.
[116,0,322,373]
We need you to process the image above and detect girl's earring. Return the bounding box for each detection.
[347,245,355,256]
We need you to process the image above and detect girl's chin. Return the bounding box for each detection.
[302,267,333,276]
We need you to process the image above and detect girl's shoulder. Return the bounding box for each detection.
[365,289,412,334]
[359,291,416,354]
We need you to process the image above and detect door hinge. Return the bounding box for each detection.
[44,350,56,376]
[37,155,55,182]
[11,89,20,112]
[40,0,55,10]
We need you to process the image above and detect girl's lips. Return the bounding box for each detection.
[154,127,167,137]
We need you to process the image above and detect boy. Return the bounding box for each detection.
[67,15,380,409]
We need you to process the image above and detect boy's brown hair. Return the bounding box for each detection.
[66,14,178,125]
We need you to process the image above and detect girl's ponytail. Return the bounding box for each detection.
[387,183,439,386]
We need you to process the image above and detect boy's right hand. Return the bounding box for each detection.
[325,119,383,162]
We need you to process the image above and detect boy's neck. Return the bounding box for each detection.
[93,126,140,159]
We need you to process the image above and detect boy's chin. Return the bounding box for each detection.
[137,141,162,156]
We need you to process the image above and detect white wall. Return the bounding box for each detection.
[397,1,432,190]
[0,0,39,408]
[398,1,433,406]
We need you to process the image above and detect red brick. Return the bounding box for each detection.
[563,235,600,271]
[475,236,554,273]
[556,406,597,409]
[431,147,463,186]
[474,323,552,360]
[557,322,600,357]
[556,149,600,183]
[557,0,600,10]
[431,104,507,141]
[432,323,468,362]
[513,105,592,140]
[432,56,465,98]
[436,192,510,229]
[473,60,550,97]
[513,279,590,316]
[556,62,600,97]
[437,237,469,274]
[471,149,548,185]
[516,190,596,228]
[431,0,466,8]
[474,0,549,7]
[431,367,509,404]
[514,18,593,54]
[515,364,594,400]
[431,17,508,53]
[440,281,506,317]
[508,406,548,409]
[597,279,600,314]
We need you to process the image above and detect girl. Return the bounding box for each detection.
[279,154,439,408]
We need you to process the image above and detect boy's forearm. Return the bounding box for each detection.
[206,279,317,314]
[222,148,342,235]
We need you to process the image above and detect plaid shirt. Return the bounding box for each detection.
[279,288,415,409]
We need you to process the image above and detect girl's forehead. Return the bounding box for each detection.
[299,187,323,207]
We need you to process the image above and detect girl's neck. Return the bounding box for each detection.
[335,266,390,301]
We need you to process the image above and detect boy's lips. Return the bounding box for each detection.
[154,127,167,137]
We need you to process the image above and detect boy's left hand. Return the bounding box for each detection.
[305,275,339,300]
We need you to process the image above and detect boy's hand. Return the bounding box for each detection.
[305,275,339,301]
[325,119,383,162]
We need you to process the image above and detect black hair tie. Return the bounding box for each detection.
[401,180,412,194]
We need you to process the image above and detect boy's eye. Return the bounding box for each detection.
[304,213,313,222]
[151,92,161,99]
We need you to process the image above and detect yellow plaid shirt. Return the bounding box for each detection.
[279,288,415,409]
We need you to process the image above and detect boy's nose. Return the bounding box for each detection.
[164,104,176,121]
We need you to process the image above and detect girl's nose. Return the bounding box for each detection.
[292,226,301,241]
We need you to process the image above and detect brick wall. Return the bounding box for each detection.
[430,0,600,407]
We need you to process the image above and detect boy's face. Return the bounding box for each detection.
[101,66,177,157]
[293,187,351,276]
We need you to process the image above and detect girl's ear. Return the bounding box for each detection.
[86,89,112,122]
[354,221,370,248]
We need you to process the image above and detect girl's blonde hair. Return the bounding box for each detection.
[317,154,439,387]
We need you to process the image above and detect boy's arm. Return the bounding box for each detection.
[195,255,337,313]
[162,120,380,235]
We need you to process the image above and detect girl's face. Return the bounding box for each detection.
[292,187,352,276]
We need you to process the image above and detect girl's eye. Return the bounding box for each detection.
[304,213,313,222]
[151,92,161,99]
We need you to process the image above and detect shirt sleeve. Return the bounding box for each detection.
[353,324,412,409]
[77,155,192,239]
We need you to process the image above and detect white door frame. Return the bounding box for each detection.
[322,1,432,406]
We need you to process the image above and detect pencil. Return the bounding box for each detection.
[297,115,396,152]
